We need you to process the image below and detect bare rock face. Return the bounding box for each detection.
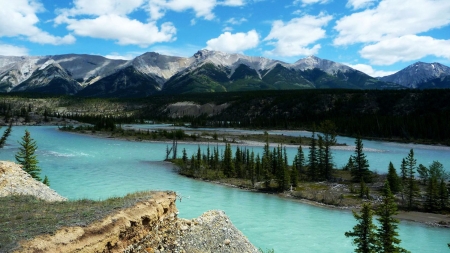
[0,161,66,202]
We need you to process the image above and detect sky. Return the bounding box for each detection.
[0,0,449,77]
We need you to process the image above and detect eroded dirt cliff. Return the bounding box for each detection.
[15,191,258,253]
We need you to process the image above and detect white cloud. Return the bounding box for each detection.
[346,63,397,77]
[221,0,245,6]
[345,0,376,10]
[58,0,145,17]
[334,0,450,46]
[0,43,29,56]
[360,35,450,65]
[55,1,177,47]
[294,0,330,6]
[263,13,332,57]
[225,17,248,25]
[206,30,259,53]
[0,0,75,45]
[148,0,218,21]
[223,26,233,32]
[64,15,176,47]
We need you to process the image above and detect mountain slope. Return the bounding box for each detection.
[417,75,450,89]
[76,66,161,98]
[380,62,450,88]
[11,61,82,95]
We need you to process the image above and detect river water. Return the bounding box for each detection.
[0,126,449,252]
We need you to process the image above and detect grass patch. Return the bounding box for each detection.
[0,191,158,252]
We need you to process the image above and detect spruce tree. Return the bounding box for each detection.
[376,181,409,253]
[351,136,371,183]
[15,130,41,181]
[405,149,419,210]
[345,203,378,253]
[387,162,400,193]
[42,175,50,186]
[296,145,305,175]
[319,120,336,181]
[308,131,318,181]
[317,135,325,180]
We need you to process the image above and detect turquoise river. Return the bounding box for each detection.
[1,126,449,252]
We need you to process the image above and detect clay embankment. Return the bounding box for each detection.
[15,192,258,253]
[1,161,258,253]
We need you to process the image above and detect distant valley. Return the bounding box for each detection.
[1,50,450,98]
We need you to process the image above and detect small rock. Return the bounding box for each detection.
[224,239,231,245]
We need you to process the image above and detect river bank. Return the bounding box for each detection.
[57,126,450,228]
[178,171,450,228]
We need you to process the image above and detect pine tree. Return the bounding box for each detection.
[317,135,325,180]
[0,121,12,148]
[15,130,41,181]
[182,148,188,163]
[223,143,234,177]
[291,159,299,187]
[42,175,50,186]
[345,203,378,253]
[405,149,419,210]
[387,162,400,193]
[308,131,318,181]
[351,136,371,183]
[376,181,410,253]
[296,145,305,175]
[319,120,336,181]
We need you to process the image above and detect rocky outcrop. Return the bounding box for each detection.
[14,190,258,253]
[0,161,66,201]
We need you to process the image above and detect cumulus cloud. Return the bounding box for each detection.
[334,0,450,46]
[64,15,176,47]
[0,43,29,56]
[57,0,145,17]
[148,0,218,21]
[360,35,450,65]
[346,63,397,77]
[0,0,75,45]
[345,0,376,10]
[206,30,259,53]
[55,0,177,47]
[263,13,332,57]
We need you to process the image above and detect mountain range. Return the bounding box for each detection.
[1,50,449,98]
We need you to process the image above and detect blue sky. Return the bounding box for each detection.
[0,0,449,77]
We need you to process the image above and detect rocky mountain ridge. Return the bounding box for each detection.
[1,50,449,97]
[379,62,450,88]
